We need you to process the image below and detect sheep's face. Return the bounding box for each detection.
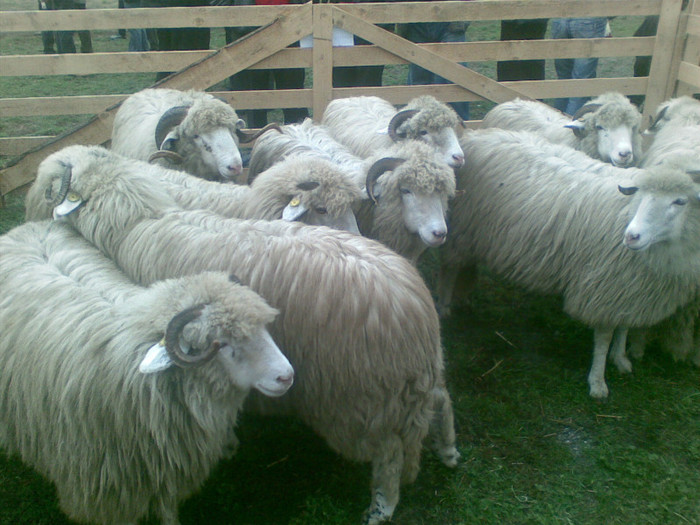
[399,187,449,247]
[620,167,700,251]
[593,108,641,167]
[176,125,244,181]
[647,96,700,133]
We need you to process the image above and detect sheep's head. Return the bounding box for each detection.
[32,145,173,227]
[388,95,465,169]
[139,273,293,397]
[366,141,456,248]
[646,96,700,134]
[565,93,642,167]
[153,98,246,181]
[255,157,363,233]
[619,160,700,251]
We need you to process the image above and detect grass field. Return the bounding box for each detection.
[1,7,699,525]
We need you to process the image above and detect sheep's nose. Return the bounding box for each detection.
[618,150,631,159]
[433,229,447,240]
[228,163,243,175]
[452,154,465,167]
[625,232,640,244]
[276,371,294,388]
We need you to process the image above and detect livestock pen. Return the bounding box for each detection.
[1,1,700,524]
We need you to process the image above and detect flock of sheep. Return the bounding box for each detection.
[1,85,700,524]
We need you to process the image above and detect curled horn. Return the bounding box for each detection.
[45,162,72,205]
[154,105,191,150]
[236,122,283,144]
[365,157,405,205]
[647,105,669,133]
[164,305,220,367]
[148,150,185,165]
[571,103,602,122]
[388,109,420,141]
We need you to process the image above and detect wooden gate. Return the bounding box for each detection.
[1,0,697,198]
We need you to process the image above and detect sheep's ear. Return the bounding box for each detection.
[160,130,179,151]
[618,184,638,196]
[139,339,174,374]
[282,196,308,221]
[564,120,587,138]
[236,118,246,130]
[52,191,84,219]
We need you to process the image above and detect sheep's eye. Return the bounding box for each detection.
[193,134,200,139]
[673,198,688,206]
[316,207,328,215]
[595,125,604,131]
[419,130,428,136]
[400,188,412,195]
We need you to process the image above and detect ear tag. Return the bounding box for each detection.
[52,191,83,219]
[282,196,308,221]
[138,339,174,374]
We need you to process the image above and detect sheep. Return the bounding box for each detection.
[110,87,277,181]
[0,219,294,525]
[247,120,457,263]
[436,128,700,399]
[26,144,461,525]
[644,95,700,134]
[153,155,363,233]
[640,96,700,168]
[321,95,466,169]
[481,92,643,167]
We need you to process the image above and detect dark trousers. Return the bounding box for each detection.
[497,19,548,81]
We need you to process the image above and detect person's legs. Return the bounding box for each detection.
[551,18,573,113]
[564,17,607,114]
[273,68,309,124]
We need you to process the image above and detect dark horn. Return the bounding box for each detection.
[647,105,669,132]
[618,185,638,196]
[45,162,72,205]
[154,105,191,150]
[388,109,420,141]
[148,150,185,165]
[164,305,220,367]
[365,157,405,205]
[297,181,320,191]
[571,103,602,121]
[236,122,283,144]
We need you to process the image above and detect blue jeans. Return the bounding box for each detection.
[551,17,607,115]
[124,0,150,52]
[403,22,470,120]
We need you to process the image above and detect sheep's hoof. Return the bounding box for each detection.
[362,493,394,525]
[436,446,461,468]
[588,380,609,400]
[613,355,633,374]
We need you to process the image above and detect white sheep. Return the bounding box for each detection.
[0,219,293,525]
[481,92,643,167]
[321,95,466,169]
[110,88,277,181]
[247,120,457,263]
[154,155,363,233]
[437,128,700,398]
[26,144,461,525]
[640,96,700,168]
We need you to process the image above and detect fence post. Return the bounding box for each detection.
[643,0,686,120]
[312,3,334,120]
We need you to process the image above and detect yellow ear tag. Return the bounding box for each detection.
[67,191,81,202]
[290,197,301,207]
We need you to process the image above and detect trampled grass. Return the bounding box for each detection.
[1,8,698,525]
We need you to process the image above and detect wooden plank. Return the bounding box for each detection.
[0,8,312,196]
[0,6,293,32]
[338,0,662,24]
[644,0,685,119]
[333,6,530,104]
[1,36,654,78]
[311,3,334,119]
[0,48,314,77]
[0,137,54,157]
[677,61,700,88]
[687,14,700,36]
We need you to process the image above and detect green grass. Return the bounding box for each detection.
[2,8,699,525]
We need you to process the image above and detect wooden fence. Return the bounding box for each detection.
[1,0,699,198]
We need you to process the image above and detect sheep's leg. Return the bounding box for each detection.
[364,435,403,525]
[588,327,614,399]
[609,327,632,373]
[157,497,180,525]
[627,328,647,360]
[436,263,478,317]
[428,386,460,468]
